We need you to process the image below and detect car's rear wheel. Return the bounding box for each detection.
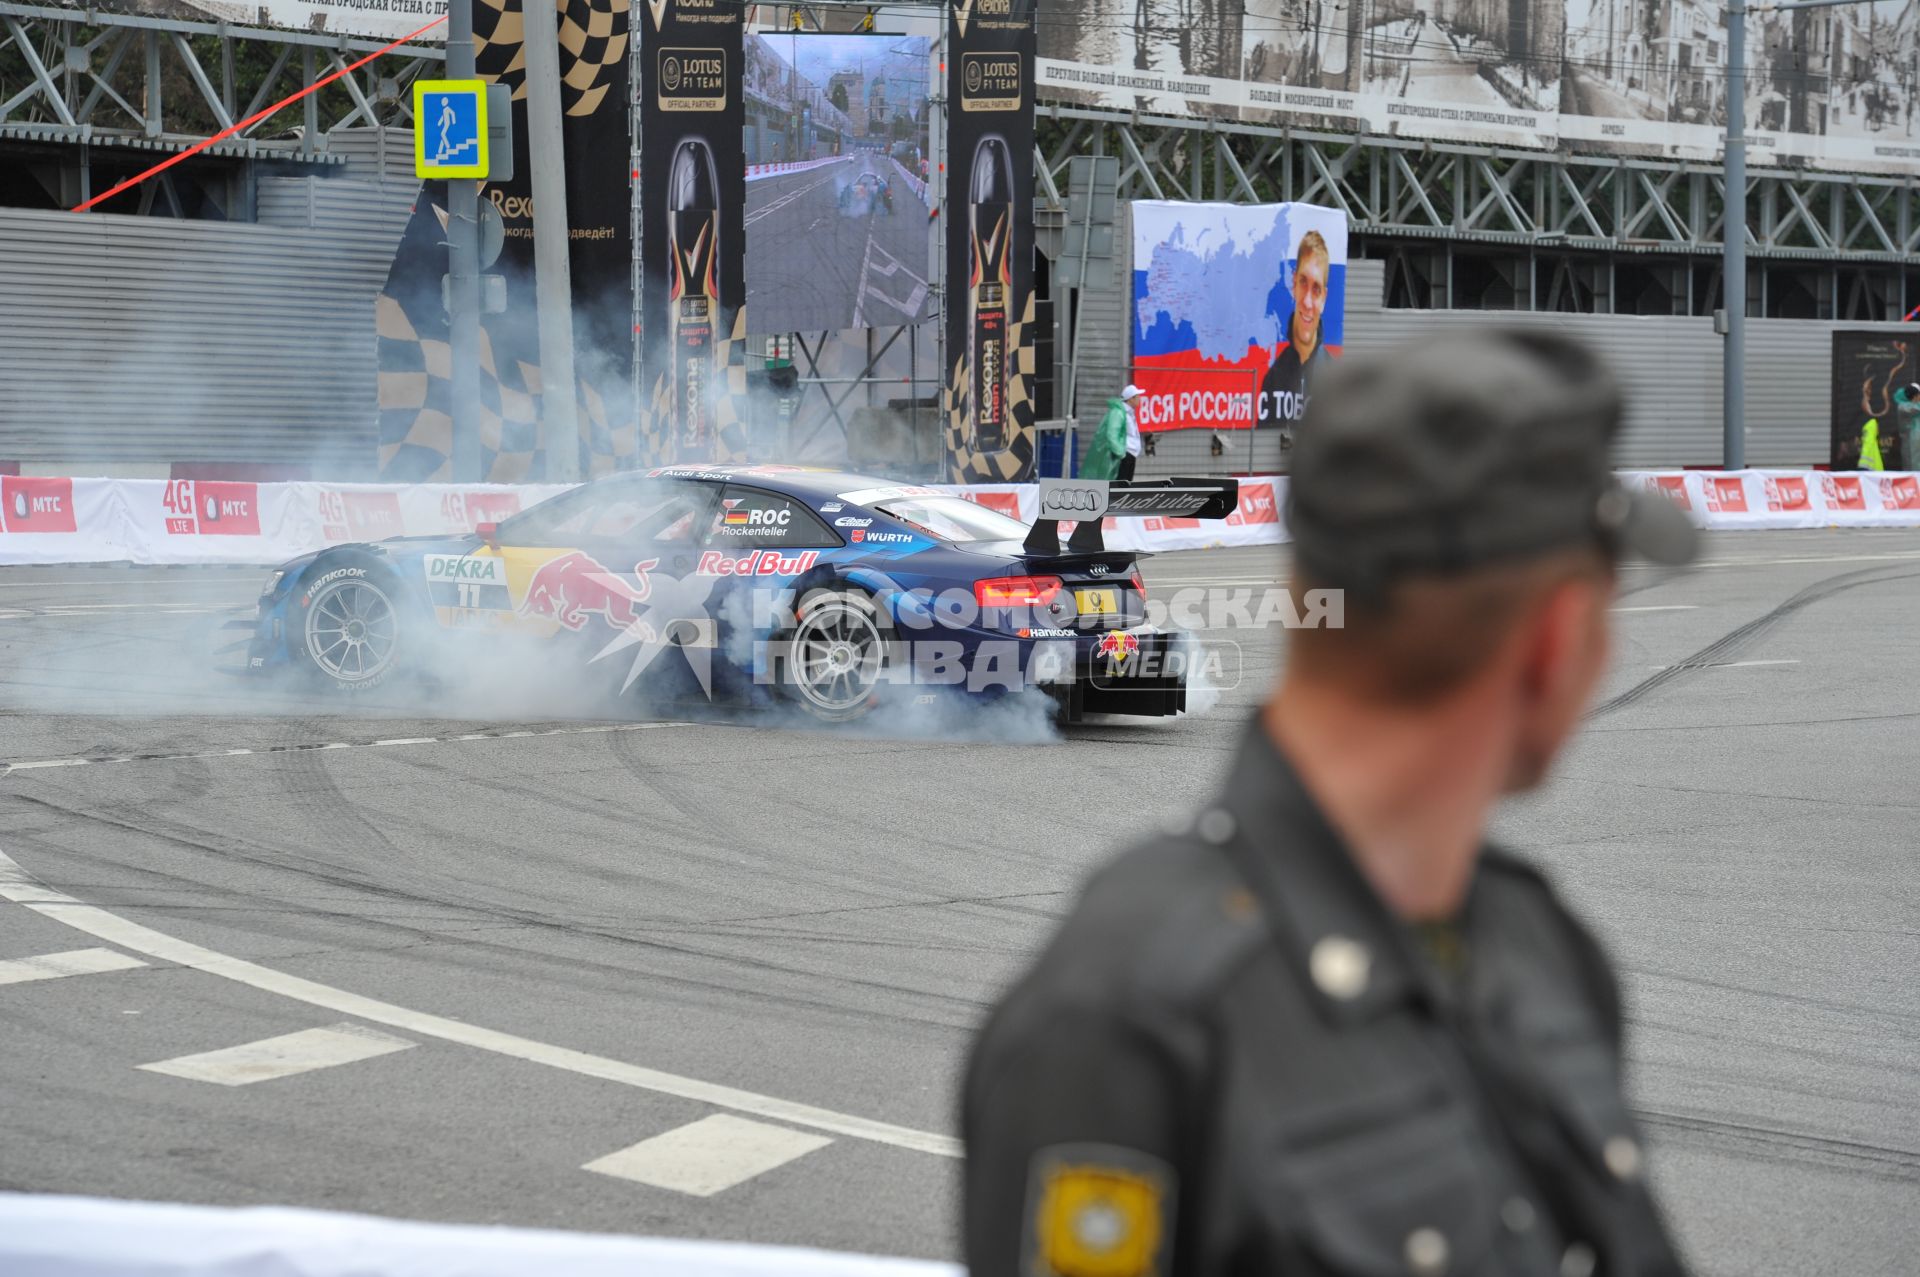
[785,588,889,722]
[298,566,403,692]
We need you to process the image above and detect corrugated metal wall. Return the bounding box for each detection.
[0,127,418,477]
[1075,213,1918,474]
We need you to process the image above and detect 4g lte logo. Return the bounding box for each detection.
[163,479,261,536]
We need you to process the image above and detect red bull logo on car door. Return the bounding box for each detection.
[518,551,659,633]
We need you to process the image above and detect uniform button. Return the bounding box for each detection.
[1603,1135,1642,1181]
[1501,1197,1535,1233]
[1310,935,1370,1000]
[1403,1226,1449,1275]
[1561,1243,1597,1277]
[1196,808,1237,845]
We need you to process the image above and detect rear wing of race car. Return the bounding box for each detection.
[1024,477,1241,555]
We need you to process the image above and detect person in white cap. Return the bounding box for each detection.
[1119,384,1145,480]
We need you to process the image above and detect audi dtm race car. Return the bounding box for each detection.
[219,467,1238,723]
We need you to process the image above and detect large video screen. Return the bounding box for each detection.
[744,34,935,335]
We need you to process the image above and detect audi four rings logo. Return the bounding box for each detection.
[1042,488,1102,513]
[1087,563,1110,576]
[662,57,681,91]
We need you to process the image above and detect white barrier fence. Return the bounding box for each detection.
[1,471,1915,567]
[0,1194,960,1277]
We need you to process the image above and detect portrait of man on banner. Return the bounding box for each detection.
[1256,227,1335,446]
[1128,200,1346,448]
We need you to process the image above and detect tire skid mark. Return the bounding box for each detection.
[1590,566,1920,719]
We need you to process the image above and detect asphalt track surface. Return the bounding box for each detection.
[2,531,1917,1272]
[746,155,933,333]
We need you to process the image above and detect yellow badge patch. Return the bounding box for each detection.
[1032,1160,1167,1277]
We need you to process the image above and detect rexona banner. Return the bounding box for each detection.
[944,0,1037,484]
[1037,0,1920,175]
[1130,201,1347,457]
[1831,330,1919,471]
[635,0,749,465]
[376,0,636,482]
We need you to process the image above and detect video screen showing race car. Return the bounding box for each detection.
[744,33,934,334]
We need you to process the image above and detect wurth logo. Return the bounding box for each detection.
[0,477,78,533]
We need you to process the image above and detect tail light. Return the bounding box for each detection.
[1125,570,1146,594]
[975,575,1064,609]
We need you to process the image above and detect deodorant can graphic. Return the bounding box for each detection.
[968,135,1014,453]
[668,138,720,454]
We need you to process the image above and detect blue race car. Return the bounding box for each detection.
[220,466,1238,723]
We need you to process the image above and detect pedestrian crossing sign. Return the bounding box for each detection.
[413,79,490,179]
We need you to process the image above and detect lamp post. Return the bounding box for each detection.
[1725,0,1880,469]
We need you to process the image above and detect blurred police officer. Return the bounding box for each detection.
[963,329,1697,1277]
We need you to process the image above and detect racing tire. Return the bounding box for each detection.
[781,587,893,723]
[292,560,410,694]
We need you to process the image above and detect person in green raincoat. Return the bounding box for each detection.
[1081,390,1132,480]
[1897,383,1920,473]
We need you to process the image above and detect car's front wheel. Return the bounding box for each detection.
[296,564,404,692]
[783,588,890,722]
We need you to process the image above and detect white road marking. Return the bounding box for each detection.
[0,721,692,777]
[0,847,960,1158]
[1651,659,1801,670]
[38,603,242,612]
[0,947,146,986]
[583,1115,833,1197]
[139,1023,414,1086]
[1612,605,1699,613]
[1691,551,1920,568]
[0,580,251,589]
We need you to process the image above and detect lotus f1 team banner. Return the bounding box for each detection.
[1130,201,1346,456]
[637,0,747,464]
[944,0,1037,484]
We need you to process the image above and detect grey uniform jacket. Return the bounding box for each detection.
[962,720,1686,1277]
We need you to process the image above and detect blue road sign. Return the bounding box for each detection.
[413,79,489,179]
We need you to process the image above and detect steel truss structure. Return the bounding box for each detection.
[0,1,442,213]
[1037,105,1920,321]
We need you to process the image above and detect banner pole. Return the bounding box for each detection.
[526,0,582,481]
[934,8,947,477]
[446,0,484,483]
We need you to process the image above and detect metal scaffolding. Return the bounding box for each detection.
[1036,103,1920,320]
[0,1,443,210]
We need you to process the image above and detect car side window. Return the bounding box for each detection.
[703,486,838,549]
[502,479,715,547]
